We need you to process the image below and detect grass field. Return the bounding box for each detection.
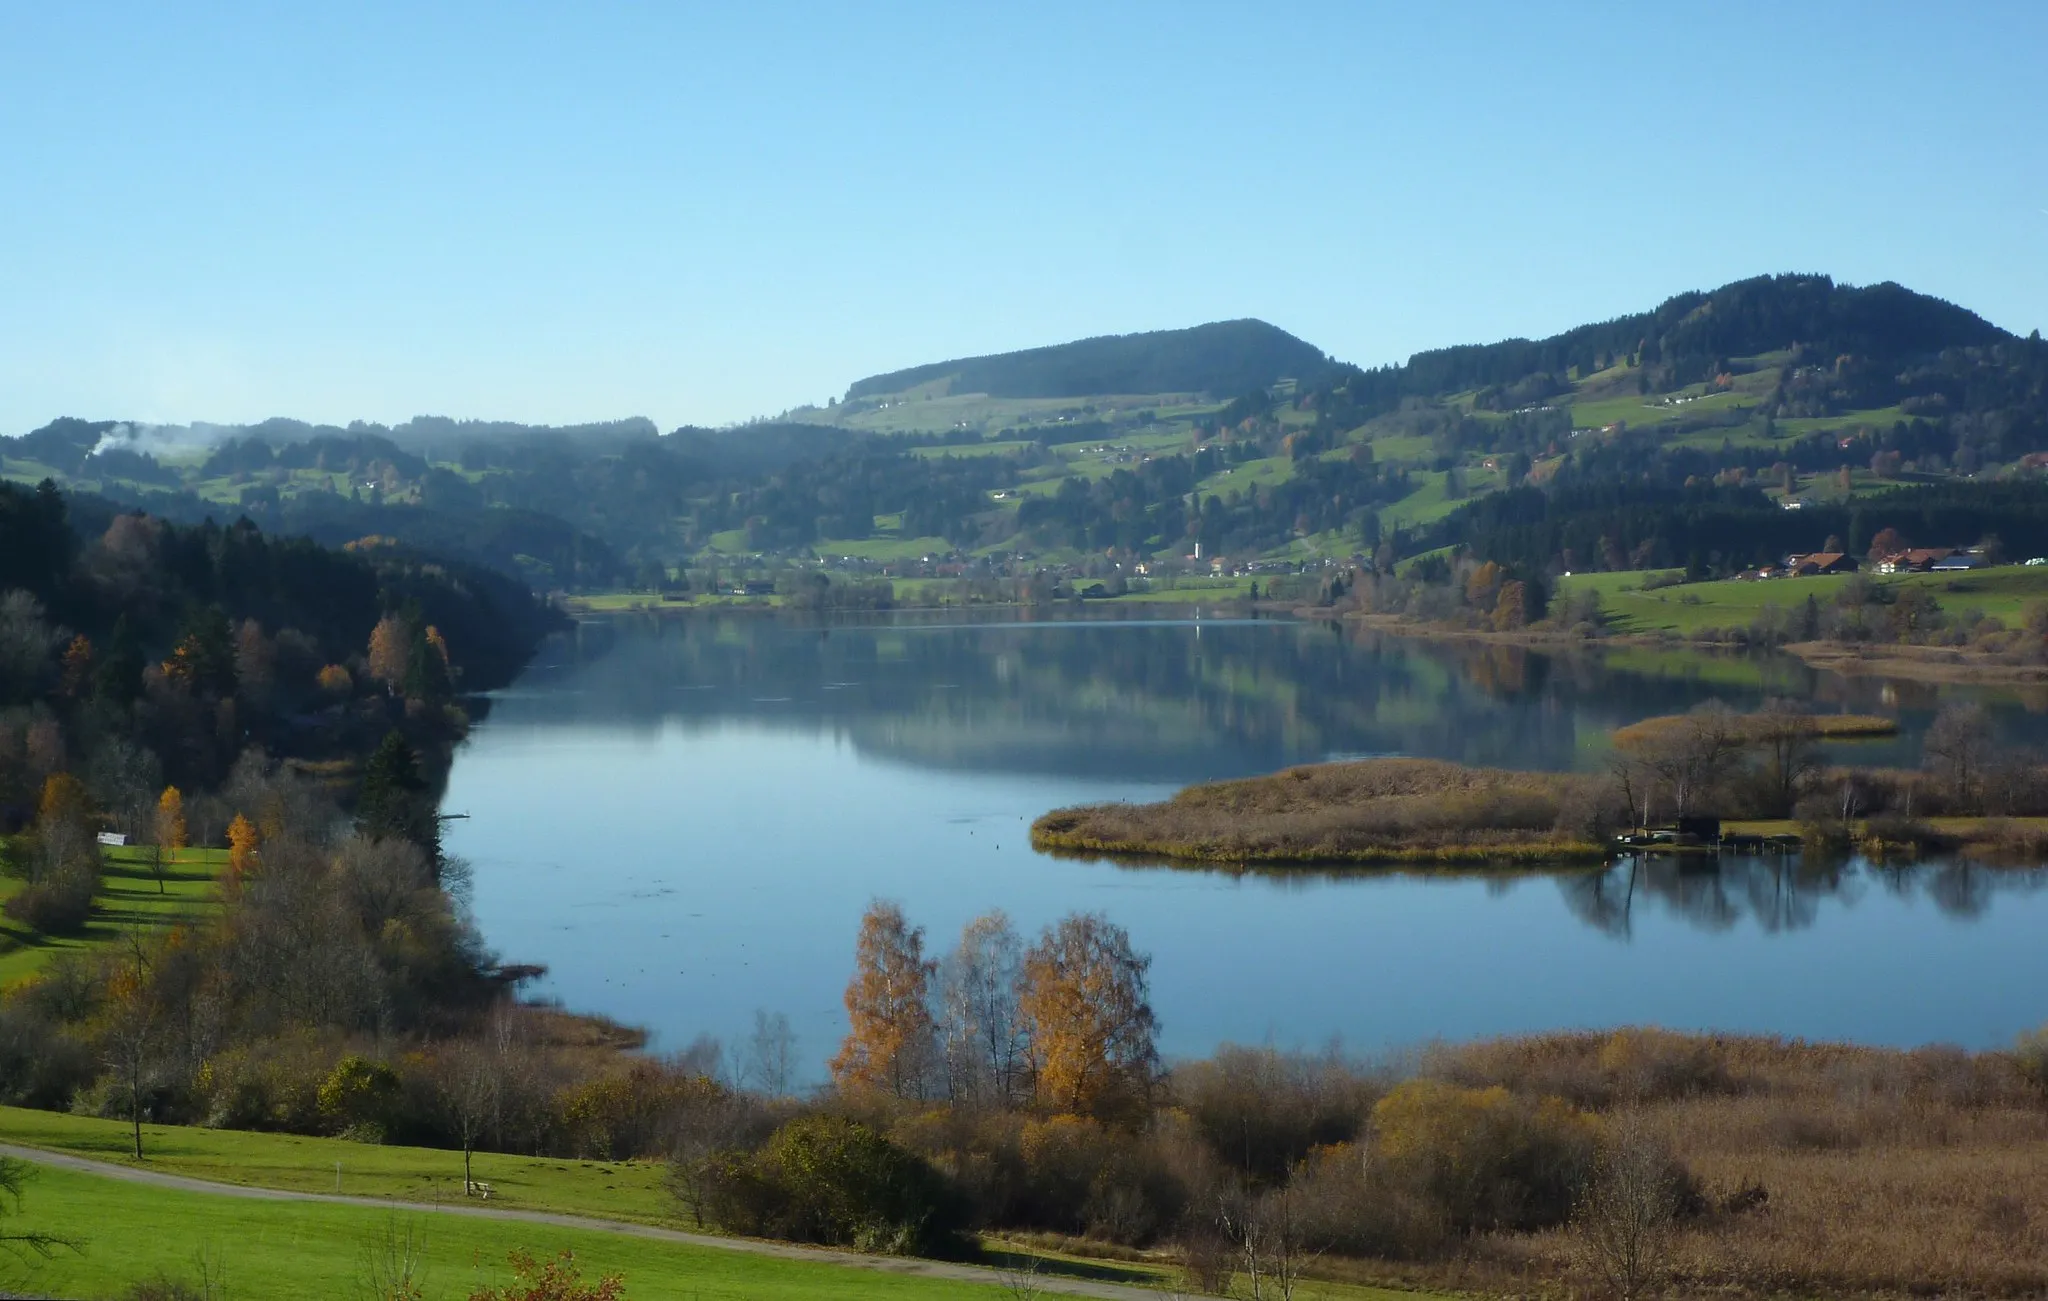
[0,1112,1441,1300]
[0,1161,1010,1301]
[0,847,227,988]
[1557,566,2048,636]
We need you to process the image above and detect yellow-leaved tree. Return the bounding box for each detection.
[226,814,261,878]
[829,900,936,1099]
[1018,912,1158,1123]
[367,613,413,689]
[154,786,187,861]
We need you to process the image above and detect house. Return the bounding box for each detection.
[95,832,128,847]
[1931,553,1979,572]
[1788,552,1858,577]
[1875,548,1952,574]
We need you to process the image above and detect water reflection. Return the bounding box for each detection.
[1558,855,2048,935]
[512,610,2027,780]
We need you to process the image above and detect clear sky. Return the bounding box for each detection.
[3,2,2043,434]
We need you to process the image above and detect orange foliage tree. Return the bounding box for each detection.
[154,786,187,859]
[830,900,936,1099]
[1018,912,1158,1122]
[226,814,261,878]
[316,663,354,696]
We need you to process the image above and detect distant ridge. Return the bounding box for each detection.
[844,319,1328,401]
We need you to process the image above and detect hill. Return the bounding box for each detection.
[843,318,1329,401]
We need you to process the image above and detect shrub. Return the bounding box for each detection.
[1369,1079,1598,1233]
[1,859,98,935]
[318,1054,402,1138]
[702,1115,966,1256]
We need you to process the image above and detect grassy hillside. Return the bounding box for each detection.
[0,847,228,987]
[1556,566,2048,636]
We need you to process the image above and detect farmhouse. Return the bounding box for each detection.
[1786,551,1858,576]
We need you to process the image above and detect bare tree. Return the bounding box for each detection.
[938,910,1026,1106]
[1924,703,1993,813]
[1218,1185,1316,1301]
[434,1042,501,1196]
[1573,1113,1684,1301]
[1751,699,1820,816]
[741,1009,797,1097]
[105,931,162,1159]
[357,1212,428,1301]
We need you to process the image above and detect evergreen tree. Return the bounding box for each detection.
[357,730,441,860]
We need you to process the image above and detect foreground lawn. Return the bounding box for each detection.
[0,1110,1443,1300]
[0,847,227,988]
[0,1162,1007,1301]
[0,1106,671,1225]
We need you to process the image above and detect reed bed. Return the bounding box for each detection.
[1030,758,1608,865]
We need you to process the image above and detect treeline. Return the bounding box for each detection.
[1426,479,2048,576]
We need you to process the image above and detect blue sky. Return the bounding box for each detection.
[2,2,2042,433]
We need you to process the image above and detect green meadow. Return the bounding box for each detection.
[0,847,228,988]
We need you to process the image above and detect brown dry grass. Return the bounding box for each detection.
[1030,758,1607,865]
[1416,1030,2048,1298]
[1609,711,1898,748]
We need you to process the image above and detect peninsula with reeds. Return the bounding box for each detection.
[1032,703,2047,868]
[1031,757,1611,865]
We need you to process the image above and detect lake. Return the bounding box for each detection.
[441,609,2048,1082]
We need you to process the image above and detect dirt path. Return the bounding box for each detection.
[0,1142,1166,1299]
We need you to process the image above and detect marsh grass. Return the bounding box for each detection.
[1420,1031,2048,1297]
[1030,758,1607,865]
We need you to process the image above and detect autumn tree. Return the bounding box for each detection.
[154,786,188,860]
[227,813,261,878]
[317,663,354,696]
[1018,912,1159,1122]
[1493,580,1528,631]
[830,900,936,1099]
[368,613,414,690]
[104,933,162,1159]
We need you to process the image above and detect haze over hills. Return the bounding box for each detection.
[3,272,2044,592]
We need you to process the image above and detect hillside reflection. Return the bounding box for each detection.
[506,610,2011,783]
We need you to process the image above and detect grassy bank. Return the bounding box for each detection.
[0,846,228,988]
[1031,758,1606,866]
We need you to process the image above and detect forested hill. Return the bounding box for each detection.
[1306,274,2016,421]
[844,319,1329,400]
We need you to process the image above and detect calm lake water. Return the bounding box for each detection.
[442,610,2048,1081]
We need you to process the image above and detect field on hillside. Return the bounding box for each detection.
[1557,566,2048,636]
[0,847,227,987]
